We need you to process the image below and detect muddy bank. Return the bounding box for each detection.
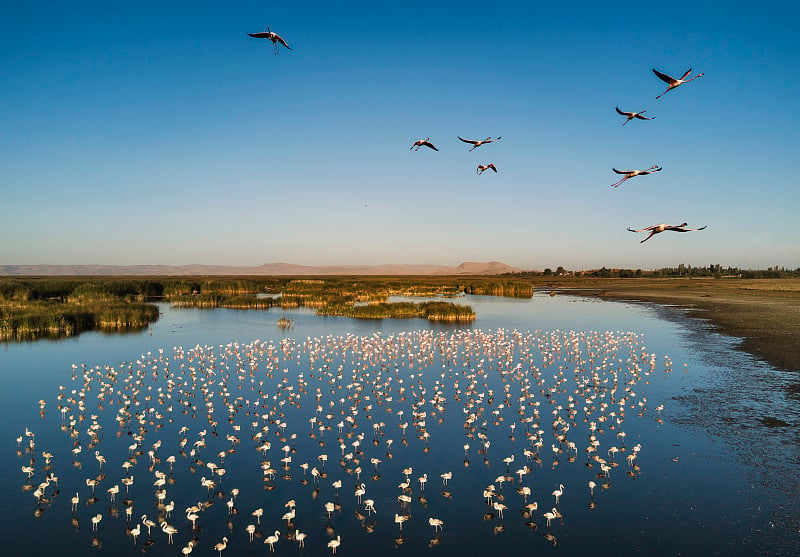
[554,279,800,373]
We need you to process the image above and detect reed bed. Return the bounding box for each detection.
[318,300,475,321]
[0,300,157,341]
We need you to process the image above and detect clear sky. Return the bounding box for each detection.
[2,1,798,270]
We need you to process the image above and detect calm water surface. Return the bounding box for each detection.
[2,294,798,556]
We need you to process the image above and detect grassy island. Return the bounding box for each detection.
[165,278,478,321]
[318,301,475,321]
[0,278,162,340]
[0,276,510,340]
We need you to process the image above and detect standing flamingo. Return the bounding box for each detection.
[296,531,307,549]
[552,484,564,505]
[214,536,228,557]
[652,68,704,99]
[627,222,707,243]
[264,530,280,552]
[610,166,661,187]
[615,107,655,125]
[328,535,341,554]
[248,27,291,54]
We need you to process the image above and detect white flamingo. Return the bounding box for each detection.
[264,530,280,552]
[142,514,156,536]
[395,513,409,531]
[328,535,341,554]
[161,521,178,544]
[296,531,307,549]
[214,536,228,557]
[552,483,564,505]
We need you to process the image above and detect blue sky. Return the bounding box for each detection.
[2,1,798,270]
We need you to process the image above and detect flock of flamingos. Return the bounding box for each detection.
[410,65,708,244]
[18,327,673,554]
[247,25,708,244]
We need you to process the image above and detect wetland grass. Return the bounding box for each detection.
[277,316,294,329]
[169,293,280,309]
[0,278,161,340]
[0,300,158,341]
[318,300,476,321]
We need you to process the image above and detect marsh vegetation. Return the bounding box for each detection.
[4,274,798,360]
[1,276,528,339]
[0,279,161,340]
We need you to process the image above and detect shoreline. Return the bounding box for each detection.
[554,280,800,375]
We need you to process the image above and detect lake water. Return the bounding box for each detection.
[2,294,798,556]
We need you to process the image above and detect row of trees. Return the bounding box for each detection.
[508,265,800,279]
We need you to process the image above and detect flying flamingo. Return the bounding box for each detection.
[248,27,291,54]
[477,164,497,174]
[458,136,501,151]
[627,222,707,243]
[615,107,655,125]
[652,68,704,99]
[411,138,438,151]
[610,166,661,187]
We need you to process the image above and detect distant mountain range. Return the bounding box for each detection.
[0,261,523,276]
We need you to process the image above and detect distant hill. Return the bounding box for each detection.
[0,261,523,276]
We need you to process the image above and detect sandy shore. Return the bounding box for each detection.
[551,278,800,374]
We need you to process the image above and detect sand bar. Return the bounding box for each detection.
[554,277,800,374]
